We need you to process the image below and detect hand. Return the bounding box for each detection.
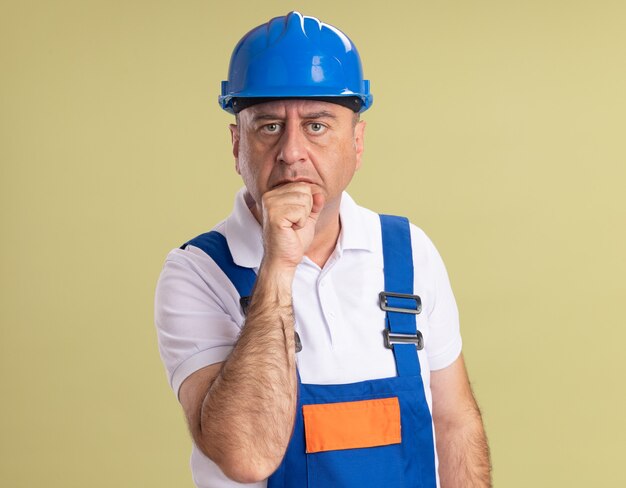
[260,182,325,270]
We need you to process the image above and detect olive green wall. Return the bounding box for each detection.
[1,1,624,486]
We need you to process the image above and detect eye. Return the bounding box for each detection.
[308,122,326,133]
[262,123,281,134]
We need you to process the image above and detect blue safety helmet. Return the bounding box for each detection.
[219,11,372,114]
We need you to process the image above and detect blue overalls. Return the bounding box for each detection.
[182,215,437,487]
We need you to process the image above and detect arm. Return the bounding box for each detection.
[178,184,323,483]
[431,354,492,487]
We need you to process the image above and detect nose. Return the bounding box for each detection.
[276,123,307,165]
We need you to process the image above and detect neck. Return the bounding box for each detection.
[306,203,341,268]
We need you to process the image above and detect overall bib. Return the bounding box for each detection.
[182,215,437,487]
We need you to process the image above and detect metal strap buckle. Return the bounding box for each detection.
[295,332,302,353]
[240,296,251,316]
[379,292,422,314]
[383,329,424,350]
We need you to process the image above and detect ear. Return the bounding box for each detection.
[229,123,240,173]
[354,120,366,171]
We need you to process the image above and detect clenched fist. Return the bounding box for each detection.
[259,182,325,270]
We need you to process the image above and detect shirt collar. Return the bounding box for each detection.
[224,188,374,269]
[224,188,264,269]
[337,191,374,253]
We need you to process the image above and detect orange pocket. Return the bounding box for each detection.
[302,397,401,454]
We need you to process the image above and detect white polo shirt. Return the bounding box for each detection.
[154,189,462,488]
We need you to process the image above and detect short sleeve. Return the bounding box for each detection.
[411,226,463,371]
[154,246,244,400]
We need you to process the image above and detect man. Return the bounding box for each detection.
[155,11,491,488]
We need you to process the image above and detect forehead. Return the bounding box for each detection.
[239,99,354,123]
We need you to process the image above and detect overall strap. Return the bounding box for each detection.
[181,231,256,306]
[182,231,303,351]
[379,215,422,377]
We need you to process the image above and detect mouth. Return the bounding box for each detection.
[272,178,316,188]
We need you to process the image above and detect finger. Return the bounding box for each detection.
[263,188,311,213]
[270,204,310,230]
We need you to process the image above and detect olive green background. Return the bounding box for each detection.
[1,0,624,486]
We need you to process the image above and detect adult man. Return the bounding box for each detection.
[155,11,491,488]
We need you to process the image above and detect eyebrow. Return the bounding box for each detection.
[251,111,337,122]
[302,111,337,120]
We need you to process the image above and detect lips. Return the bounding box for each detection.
[272,178,316,188]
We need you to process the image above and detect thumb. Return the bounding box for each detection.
[310,192,325,221]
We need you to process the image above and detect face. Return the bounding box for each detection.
[229,99,366,217]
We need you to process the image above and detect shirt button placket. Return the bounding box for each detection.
[318,274,340,347]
